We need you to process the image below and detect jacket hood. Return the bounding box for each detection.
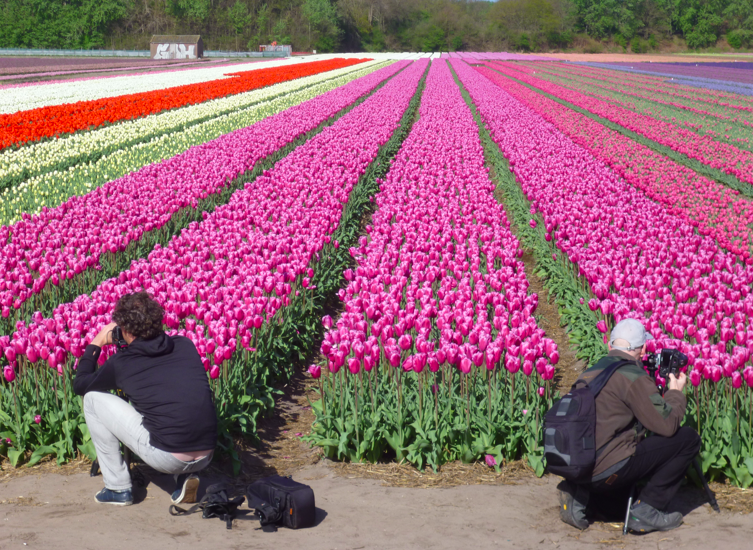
[126,332,175,357]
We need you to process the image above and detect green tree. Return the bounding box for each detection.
[422,24,445,51]
[227,1,252,50]
[302,0,342,51]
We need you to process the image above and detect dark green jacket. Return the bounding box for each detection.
[576,350,687,476]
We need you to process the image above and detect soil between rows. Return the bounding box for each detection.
[2,360,752,550]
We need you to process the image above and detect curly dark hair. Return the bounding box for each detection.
[112,292,165,340]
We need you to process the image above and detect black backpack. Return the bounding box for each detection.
[543,358,633,482]
[246,475,316,532]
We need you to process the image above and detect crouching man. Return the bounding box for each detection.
[558,319,701,533]
[74,292,217,506]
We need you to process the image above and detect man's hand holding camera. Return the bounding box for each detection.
[668,372,687,393]
[91,322,117,348]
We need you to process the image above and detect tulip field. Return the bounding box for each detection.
[1,54,752,487]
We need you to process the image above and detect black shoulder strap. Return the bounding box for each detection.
[586,359,634,397]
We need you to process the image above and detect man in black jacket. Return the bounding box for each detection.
[74,292,217,507]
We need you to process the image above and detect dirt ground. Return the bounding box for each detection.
[1,459,751,550]
[2,374,751,550]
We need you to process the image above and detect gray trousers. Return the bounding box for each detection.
[83,392,213,491]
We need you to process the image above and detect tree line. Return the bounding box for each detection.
[0,0,751,52]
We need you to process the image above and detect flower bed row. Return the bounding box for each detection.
[0,62,387,224]
[0,61,410,336]
[486,61,753,187]
[473,65,753,258]
[453,59,753,486]
[0,59,429,467]
[306,60,557,473]
[523,63,753,154]
[0,58,296,114]
[531,62,753,123]
[579,62,753,97]
[0,60,387,192]
[0,58,367,149]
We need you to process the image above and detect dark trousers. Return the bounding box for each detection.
[589,427,701,510]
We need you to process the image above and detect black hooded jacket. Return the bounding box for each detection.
[73,332,217,453]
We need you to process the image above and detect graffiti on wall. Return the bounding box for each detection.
[153,44,197,60]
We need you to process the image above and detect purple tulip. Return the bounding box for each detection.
[485,454,497,467]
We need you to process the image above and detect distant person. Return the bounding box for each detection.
[558,319,700,533]
[74,292,217,506]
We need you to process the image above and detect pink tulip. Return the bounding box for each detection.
[398,334,412,351]
[485,454,497,467]
[347,357,361,374]
[34,415,41,424]
[459,357,472,374]
[690,370,702,387]
[3,365,15,382]
[308,364,321,379]
[209,365,220,379]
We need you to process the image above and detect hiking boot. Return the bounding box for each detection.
[557,480,589,530]
[627,501,683,533]
[172,473,200,504]
[94,487,133,506]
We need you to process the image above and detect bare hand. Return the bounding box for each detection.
[668,372,687,392]
[91,322,117,348]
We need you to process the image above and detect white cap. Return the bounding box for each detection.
[609,318,654,351]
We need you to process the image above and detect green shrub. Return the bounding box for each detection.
[630,36,645,53]
[517,33,531,52]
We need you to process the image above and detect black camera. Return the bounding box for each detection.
[111,326,129,351]
[643,349,688,380]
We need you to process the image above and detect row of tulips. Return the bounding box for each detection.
[533,66,753,154]
[474,65,753,257]
[453,60,753,486]
[0,58,367,150]
[306,60,557,473]
[0,61,389,226]
[565,62,753,111]
[0,59,288,114]
[0,61,410,337]
[0,60,386,192]
[485,62,753,188]
[579,62,753,98]
[0,59,429,467]
[526,62,753,140]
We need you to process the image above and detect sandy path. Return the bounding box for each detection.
[1,462,749,550]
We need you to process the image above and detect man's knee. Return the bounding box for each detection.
[83,391,96,414]
[675,426,701,455]
[83,391,114,416]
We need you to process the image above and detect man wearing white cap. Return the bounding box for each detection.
[558,318,700,533]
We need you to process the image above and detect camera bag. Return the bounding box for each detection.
[543,358,634,482]
[246,475,315,532]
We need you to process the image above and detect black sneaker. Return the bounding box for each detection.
[557,480,589,530]
[627,501,683,533]
[94,487,133,506]
[172,473,200,504]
